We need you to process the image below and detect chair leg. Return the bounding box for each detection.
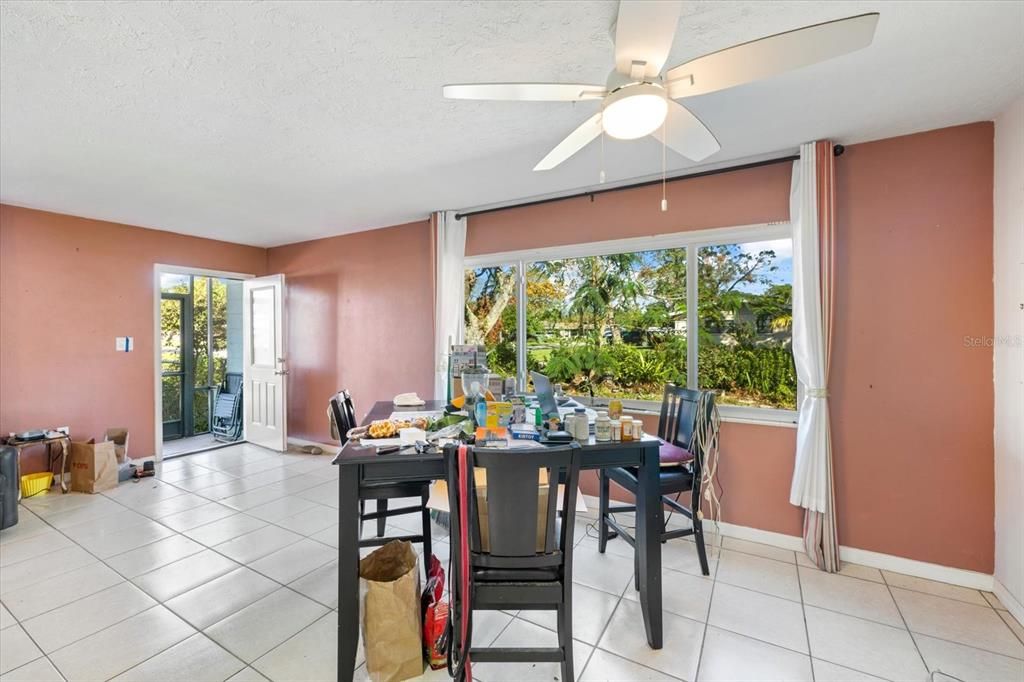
[635,499,664,592]
[376,498,388,537]
[660,495,669,543]
[598,470,609,554]
[358,499,365,539]
[421,487,433,566]
[558,587,574,682]
[693,510,710,576]
[634,545,640,592]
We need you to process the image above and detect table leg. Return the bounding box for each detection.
[60,440,68,493]
[338,465,361,682]
[635,442,663,649]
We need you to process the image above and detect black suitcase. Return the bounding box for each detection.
[0,446,19,530]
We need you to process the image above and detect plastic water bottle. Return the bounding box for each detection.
[475,399,488,429]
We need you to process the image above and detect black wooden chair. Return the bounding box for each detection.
[329,390,432,560]
[445,442,581,682]
[598,385,713,578]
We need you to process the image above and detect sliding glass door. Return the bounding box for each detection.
[160,291,192,439]
[161,274,234,441]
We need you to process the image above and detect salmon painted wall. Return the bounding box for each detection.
[266,221,434,443]
[465,162,792,256]
[830,123,994,572]
[0,205,267,471]
[466,123,995,572]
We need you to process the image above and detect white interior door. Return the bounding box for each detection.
[243,274,288,451]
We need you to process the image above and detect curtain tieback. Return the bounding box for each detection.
[807,388,829,399]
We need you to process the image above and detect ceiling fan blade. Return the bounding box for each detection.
[651,101,720,162]
[534,113,603,171]
[442,83,606,101]
[665,13,879,99]
[613,0,683,79]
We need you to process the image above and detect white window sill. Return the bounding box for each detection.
[568,395,798,429]
[719,413,799,429]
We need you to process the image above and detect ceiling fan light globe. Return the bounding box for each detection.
[601,84,668,140]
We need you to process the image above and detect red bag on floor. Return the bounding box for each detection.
[421,554,447,670]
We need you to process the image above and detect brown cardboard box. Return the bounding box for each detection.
[104,428,129,464]
[70,440,118,493]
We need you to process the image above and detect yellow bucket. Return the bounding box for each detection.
[20,472,53,498]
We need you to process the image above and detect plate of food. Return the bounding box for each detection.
[350,413,474,444]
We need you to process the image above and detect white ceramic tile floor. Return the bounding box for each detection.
[1,443,1021,682]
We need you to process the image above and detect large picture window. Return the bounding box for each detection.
[463,223,797,420]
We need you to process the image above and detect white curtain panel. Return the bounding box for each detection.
[433,210,467,401]
[789,144,831,515]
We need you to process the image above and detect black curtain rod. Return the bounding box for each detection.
[454,145,844,221]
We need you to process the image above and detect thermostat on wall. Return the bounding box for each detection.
[116,336,134,352]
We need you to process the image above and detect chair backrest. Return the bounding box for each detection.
[329,389,358,445]
[444,443,581,570]
[214,393,240,420]
[658,384,713,456]
[223,372,243,395]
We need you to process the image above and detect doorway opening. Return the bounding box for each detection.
[158,269,247,458]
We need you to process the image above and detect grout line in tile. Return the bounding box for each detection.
[880,568,930,673]
[977,586,1024,649]
[795,545,814,682]
[1,623,47,676]
[884,583,1024,662]
[811,654,899,682]
[878,578,995,608]
[576,573,625,680]
[1000,610,1024,647]
[691,533,722,682]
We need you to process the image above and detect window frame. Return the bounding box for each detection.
[463,221,798,426]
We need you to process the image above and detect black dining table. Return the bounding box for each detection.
[332,400,664,682]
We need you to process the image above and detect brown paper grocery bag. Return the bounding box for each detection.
[359,540,423,682]
[70,440,118,493]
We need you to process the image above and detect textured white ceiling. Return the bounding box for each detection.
[1,1,1022,247]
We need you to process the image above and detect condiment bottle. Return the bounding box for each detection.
[595,410,611,441]
[610,419,622,441]
[608,399,623,420]
[574,408,589,441]
[620,416,634,441]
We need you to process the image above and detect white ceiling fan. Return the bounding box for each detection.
[443,1,879,171]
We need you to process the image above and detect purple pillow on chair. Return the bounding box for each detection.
[659,440,694,467]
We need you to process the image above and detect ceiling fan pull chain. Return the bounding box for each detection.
[661,109,668,212]
[599,128,606,184]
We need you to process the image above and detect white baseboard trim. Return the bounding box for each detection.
[581,494,995,591]
[993,578,1024,627]
[837,545,993,591]
[286,437,338,452]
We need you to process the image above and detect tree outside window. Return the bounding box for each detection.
[462,235,797,411]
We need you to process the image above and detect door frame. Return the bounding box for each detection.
[153,264,255,462]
